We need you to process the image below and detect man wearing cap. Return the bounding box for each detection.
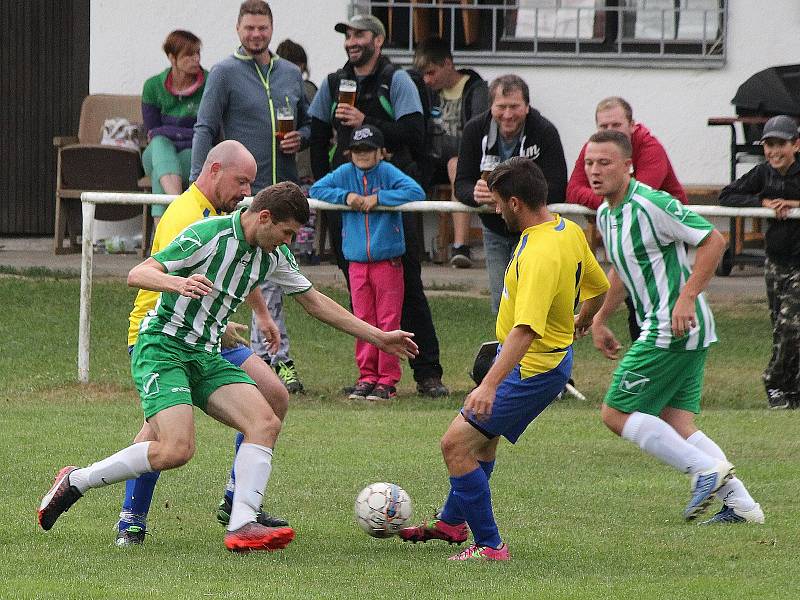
[720,114,800,410]
[309,14,450,398]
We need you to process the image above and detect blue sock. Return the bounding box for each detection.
[118,471,160,531]
[439,460,496,524]
[449,467,501,548]
[224,432,246,502]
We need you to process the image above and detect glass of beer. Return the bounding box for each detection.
[338,79,357,106]
[275,106,294,140]
[480,155,501,181]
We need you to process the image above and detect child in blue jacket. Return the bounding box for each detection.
[310,125,425,400]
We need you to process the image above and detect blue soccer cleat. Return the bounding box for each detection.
[700,503,764,525]
[684,461,735,521]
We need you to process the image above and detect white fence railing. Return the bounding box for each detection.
[78,191,799,383]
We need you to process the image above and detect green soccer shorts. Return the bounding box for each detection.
[131,332,256,419]
[603,341,708,416]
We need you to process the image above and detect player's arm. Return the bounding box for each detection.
[293,288,418,358]
[464,324,536,422]
[127,257,212,299]
[574,293,606,338]
[671,229,726,337]
[590,267,625,359]
[245,287,280,354]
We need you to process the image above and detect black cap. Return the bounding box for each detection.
[349,124,384,150]
[761,115,799,141]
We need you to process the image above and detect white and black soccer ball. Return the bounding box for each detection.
[354,482,412,538]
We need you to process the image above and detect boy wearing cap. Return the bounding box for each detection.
[310,125,425,400]
[720,114,800,410]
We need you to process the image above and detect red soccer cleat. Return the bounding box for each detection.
[224,522,295,553]
[398,518,469,544]
[448,543,510,561]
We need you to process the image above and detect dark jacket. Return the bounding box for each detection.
[719,159,800,266]
[454,108,568,237]
[432,68,489,132]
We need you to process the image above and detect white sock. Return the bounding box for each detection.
[621,412,717,474]
[69,442,152,493]
[227,443,273,531]
[686,431,756,511]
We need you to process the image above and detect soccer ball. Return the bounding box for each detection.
[354,482,412,538]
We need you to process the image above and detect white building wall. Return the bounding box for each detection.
[91,0,800,187]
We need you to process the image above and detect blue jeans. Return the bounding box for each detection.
[482,226,518,314]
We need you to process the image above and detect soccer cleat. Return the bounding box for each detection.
[115,524,146,547]
[700,503,765,525]
[767,388,790,410]
[275,360,304,394]
[448,543,510,561]
[224,522,295,553]
[449,245,472,269]
[366,384,397,402]
[684,461,735,521]
[416,377,450,398]
[216,496,289,528]
[398,518,469,544]
[347,381,375,400]
[38,466,83,531]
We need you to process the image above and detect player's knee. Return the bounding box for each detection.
[244,409,282,444]
[264,385,289,422]
[155,439,195,469]
[439,431,461,464]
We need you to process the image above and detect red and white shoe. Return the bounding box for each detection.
[38,466,82,531]
[448,543,510,561]
[224,522,295,553]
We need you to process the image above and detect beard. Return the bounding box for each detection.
[347,42,375,67]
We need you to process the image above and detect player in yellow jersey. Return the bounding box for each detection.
[400,157,609,560]
[116,140,288,546]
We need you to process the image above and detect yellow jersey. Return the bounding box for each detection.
[127,184,222,346]
[496,214,609,378]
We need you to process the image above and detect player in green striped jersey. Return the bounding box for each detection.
[38,181,418,551]
[586,130,763,524]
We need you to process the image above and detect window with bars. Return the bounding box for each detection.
[351,0,726,68]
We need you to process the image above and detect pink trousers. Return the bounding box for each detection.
[349,259,404,386]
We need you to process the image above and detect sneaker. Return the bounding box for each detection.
[224,522,295,553]
[216,495,289,528]
[366,384,397,401]
[398,518,469,544]
[115,524,146,547]
[275,360,304,394]
[448,543,510,561]
[38,466,83,531]
[767,388,790,410]
[700,503,765,525]
[417,377,449,398]
[683,461,735,521]
[348,381,375,400]
[449,245,472,269]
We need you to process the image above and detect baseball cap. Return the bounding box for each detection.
[334,14,386,37]
[760,115,799,141]
[349,124,384,150]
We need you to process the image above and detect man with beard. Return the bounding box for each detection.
[398,157,608,560]
[308,14,449,398]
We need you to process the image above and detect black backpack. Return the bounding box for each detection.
[327,63,443,188]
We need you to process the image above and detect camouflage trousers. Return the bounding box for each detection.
[763,258,800,406]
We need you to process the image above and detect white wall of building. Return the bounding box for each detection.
[91,0,800,188]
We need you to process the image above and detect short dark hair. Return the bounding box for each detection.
[588,130,633,158]
[251,181,310,224]
[413,37,452,70]
[162,30,201,58]
[238,0,272,23]
[595,96,633,122]
[276,39,308,75]
[489,74,530,106]
[486,157,548,210]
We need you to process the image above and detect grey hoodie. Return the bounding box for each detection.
[191,47,311,191]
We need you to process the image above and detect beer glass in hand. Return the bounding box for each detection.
[275,106,294,140]
[480,155,501,181]
[338,79,357,106]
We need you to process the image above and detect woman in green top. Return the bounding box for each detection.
[142,30,207,224]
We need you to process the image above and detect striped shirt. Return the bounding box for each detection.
[140,209,311,352]
[596,179,717,351]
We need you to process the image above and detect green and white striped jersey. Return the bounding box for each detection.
[140,209,311,352]
[596,179,717,351]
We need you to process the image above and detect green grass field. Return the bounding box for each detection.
[1,274,798,599]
